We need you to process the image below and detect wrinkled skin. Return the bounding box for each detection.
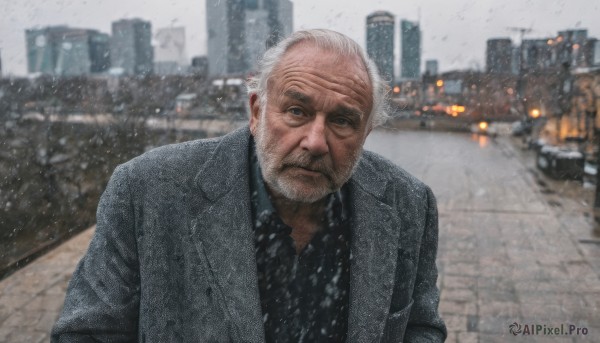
[250,42,374,204]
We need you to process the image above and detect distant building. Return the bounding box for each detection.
[400,20,421,79]
[521,39,553,72]
[175,93,198,116]
[486,38,513,74]
[425,60,438,76]
[154,27,188,75]
[191,56,209,77]
[511,46,520,75]
[584,38,599,67]
[554,29,588,68]
[89,32,111,73]
[206,0,293,76]
[206,0,246,76]
[25,26,110,76]
[111,18,153,76]
[366,11,395,83]
[592,40,600,66]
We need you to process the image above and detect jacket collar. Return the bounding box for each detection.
[191,125,401,342]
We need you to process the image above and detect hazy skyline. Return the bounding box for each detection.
[1,0,599,76]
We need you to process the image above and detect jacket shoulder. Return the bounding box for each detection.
[361,150,431,193]
[108,136,224,194]
[128,136,221,171]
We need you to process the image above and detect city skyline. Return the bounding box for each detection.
[1,0,600,76]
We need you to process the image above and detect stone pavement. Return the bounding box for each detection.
[0,130,599,342]
[0,227,94,342]
[433,136,600,343]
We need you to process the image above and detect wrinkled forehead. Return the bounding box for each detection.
[267,42,374,110]
[271,41,372,86]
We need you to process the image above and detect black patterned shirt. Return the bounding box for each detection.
[249,141,352,343]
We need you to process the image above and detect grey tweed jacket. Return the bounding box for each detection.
[52,125,446,342]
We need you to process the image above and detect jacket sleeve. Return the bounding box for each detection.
[51,164,140,342]
[403,186,447,342]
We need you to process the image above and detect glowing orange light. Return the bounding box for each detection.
[530,109,541,118]
[436,80,444,87]
[450,105,466,113]
[479,121,488,130]
[393,86,401,93]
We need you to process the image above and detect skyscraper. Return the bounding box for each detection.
[111,18,153,76]
[486,38,513,74]
[206,0,293,76]
[366,11,395,83]
[206,0,246,76]
[154,27,188,75]
[25,26,110,76]
[400,20,421,79]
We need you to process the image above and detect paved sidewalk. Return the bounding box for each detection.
[435,137,600,342]
[0,227,94,343]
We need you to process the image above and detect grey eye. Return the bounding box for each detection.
[288,107,304,116]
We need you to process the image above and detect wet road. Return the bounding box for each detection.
[0,128,599,342]
[365,129,600,342]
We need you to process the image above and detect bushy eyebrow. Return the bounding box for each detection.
[283,90,310,103]
[282,89,365,120]
[333,106,364,120]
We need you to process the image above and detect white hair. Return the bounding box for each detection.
[246,29,390,127]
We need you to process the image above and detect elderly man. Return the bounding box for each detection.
[52,29,446,342]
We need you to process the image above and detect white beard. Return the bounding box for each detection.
[253,111,363,203]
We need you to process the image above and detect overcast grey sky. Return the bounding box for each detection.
[1,0,599,76]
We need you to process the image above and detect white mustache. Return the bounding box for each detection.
[281,154,334,178]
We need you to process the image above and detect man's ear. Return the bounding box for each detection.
[249,93,261,135]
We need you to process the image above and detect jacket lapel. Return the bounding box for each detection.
[189,127,266,342]
[346,156,402,342]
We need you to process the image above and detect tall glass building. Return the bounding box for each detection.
[110,18,153,76]
[206,0,293,76]
[366,11,395,84]
[400,20,421,80]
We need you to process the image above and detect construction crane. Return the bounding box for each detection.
[506,27,533,44]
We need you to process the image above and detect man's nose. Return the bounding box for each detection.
[300,116,329,156]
